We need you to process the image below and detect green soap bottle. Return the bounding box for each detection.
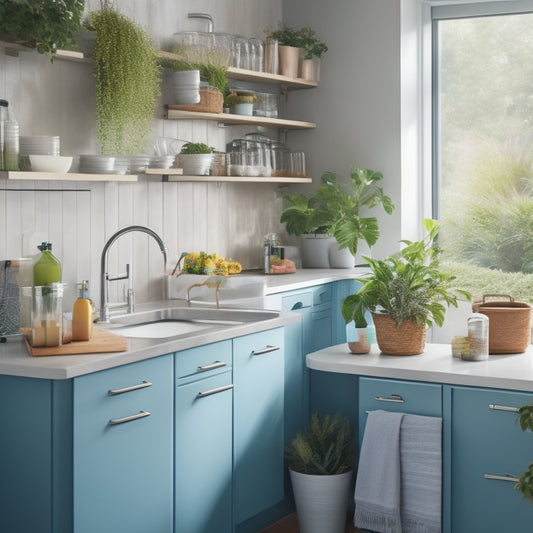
[33,242,62,286]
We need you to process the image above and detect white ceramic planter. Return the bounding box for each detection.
[290,469,352,533]
[300,234,335,268]
[232,102,254,116]
[176,153,214,176]
[328,242,354,268]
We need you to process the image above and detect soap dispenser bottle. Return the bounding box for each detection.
[72,280,93,342]
[33,242,62,286]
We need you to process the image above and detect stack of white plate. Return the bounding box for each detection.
[128,154,151,173]
[149,155,176,169]
[109,155,129,175]
[19,136,60,171]
[172,70,200,105]
[79,154,115,174]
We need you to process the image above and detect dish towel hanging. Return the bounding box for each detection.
[354,410,404,533]
[354,410,442,533]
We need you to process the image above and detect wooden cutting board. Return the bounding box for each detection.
[26,326,128,357]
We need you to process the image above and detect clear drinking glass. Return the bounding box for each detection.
[264,37,279,74]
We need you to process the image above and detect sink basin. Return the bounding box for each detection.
[109,306,280,339]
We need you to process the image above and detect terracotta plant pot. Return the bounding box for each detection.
[348,328,371,354]
[371,312,426,355]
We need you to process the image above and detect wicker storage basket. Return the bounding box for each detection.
[371,312,426,355]
[168,87,223,113]
[472,294,532,354]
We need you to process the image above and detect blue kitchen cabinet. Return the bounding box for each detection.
[233,327,285,525]
[174,341,233,533]
[449,386,533,533]
[73,354,174,533]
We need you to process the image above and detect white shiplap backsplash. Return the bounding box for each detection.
[0,0,287,306]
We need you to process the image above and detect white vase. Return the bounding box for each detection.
[328,242,354,268]
[300,234,335,268]
[290,469,352,533]
[233,102,254,116]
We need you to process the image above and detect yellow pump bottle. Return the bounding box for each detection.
[72,280,93,342]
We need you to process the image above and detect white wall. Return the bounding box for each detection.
[0,0,285,305]
[0,0,406,308]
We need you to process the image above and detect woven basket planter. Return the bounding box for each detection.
[371,312,426,355]
[472,295,532,354]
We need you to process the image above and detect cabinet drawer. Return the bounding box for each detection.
[281,290,313,311]
[175,340,232,380]
[359,377,443,417]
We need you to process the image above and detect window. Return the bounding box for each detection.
[430,1,533,302]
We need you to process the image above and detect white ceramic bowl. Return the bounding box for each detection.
[29,155,72,173]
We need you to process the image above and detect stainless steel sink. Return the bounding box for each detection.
[109,306,280,339]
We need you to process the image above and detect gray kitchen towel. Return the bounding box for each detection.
[400,414,442,533]
[354,410,404,533]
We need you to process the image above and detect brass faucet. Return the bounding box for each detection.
[186,276,225,309]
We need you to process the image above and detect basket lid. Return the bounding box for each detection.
[472,294,532,312]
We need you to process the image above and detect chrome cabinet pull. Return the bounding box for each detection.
[109,410,151,425]
[484,473,520,483]
[489,404,520,412]
[108,380,152,395]
[252,345,280,356]
[198,384,234,398]
[374,394,405,403]
[197,361,227,372]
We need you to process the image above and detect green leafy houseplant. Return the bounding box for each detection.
[267,24,303,48]
[298,26,328,59]
[285,412,355,475]
[280,167,394,257]
[225,92,258,107]
[180,142,214,155]
[90,4,161,154]
[0,0,85,59]
[515,404,533,505]
[342,219,471,330]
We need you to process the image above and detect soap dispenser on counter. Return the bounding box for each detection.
[72,280,93,342]
[33,242,62,286]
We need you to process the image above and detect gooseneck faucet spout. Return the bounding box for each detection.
[100,225,168,322]
[187,12,214,33]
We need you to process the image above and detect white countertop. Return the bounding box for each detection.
[0,269,359,381]
[306,343,533,392]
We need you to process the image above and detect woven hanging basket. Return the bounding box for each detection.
[472,294,532,354]
[371,312,426,355]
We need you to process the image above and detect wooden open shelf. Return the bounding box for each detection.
[165,175,312,184]
[1,171,138,182]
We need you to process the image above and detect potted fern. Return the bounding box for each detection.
[176,142,214,176]
[285,412,355,533]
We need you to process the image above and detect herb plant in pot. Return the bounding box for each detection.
[279,166,394,268]
[342,219,471,355]
[267,24,302,78]
[286,413,355,533]
[225,91,258,116]
[176,142,214,176]
[298,26,328,82]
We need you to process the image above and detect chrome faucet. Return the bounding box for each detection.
[188,12,214,32]
[100,225,168,322]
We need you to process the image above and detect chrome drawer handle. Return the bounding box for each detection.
[108,380,152,395]
[489,404,520,412]
[197,361,227,372]
[374,394,405,403]
[109,410,151,425]
[198,384,234,398]
[484,473,520,483]
[252,345,280,356]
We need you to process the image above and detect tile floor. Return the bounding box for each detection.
[261,512,361,533]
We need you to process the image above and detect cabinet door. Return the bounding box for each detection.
[73,355,173,533]
[175,369,233,533]
[233,328,284,524]
[450,386,533,533]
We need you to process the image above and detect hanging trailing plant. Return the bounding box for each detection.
[90,4,161,154]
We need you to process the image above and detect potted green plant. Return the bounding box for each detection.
[267,24,302,78]
[280,166,394,268]
[515,404,533,506]
[176,142,214,176]
[297,26,328,81]
[0,0,85,59]
[90,4,161,154]
[342,219,471,355]
[286,412,355,533]
[225,91,258,116]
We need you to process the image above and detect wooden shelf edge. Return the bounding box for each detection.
[166,175,312,183]
[166,108,316,129]
[1,171,138,182]
[144,168,183,176]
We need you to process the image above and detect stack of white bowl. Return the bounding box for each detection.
[149,155,176,169]
[109,155,129,175]
[171,70,200,105]
[19,135,60,170]
[128,154,151,173]
[79,154,115,174]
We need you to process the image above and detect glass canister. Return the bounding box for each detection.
[264,37,279,74]
[461,312,489,361]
